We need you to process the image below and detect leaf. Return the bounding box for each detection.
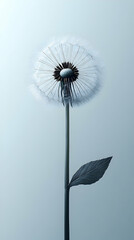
[69,156,112,188]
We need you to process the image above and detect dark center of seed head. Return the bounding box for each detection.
[53,62,79,82]
[60,68,73,78]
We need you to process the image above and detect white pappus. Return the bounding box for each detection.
[32,37,103,106]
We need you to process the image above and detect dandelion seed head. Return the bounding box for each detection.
[33,37,103,106]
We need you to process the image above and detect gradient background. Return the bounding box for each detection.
[1,0,134,239]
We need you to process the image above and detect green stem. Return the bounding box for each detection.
[64,103,70,240]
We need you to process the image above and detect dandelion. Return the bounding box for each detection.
[34,39,102,106]
[32,38,112,240]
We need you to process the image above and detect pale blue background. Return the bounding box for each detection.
[0,0,134,239]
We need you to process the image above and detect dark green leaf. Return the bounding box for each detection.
[69,156,112,188]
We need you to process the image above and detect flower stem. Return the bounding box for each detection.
[64,103,70,240]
